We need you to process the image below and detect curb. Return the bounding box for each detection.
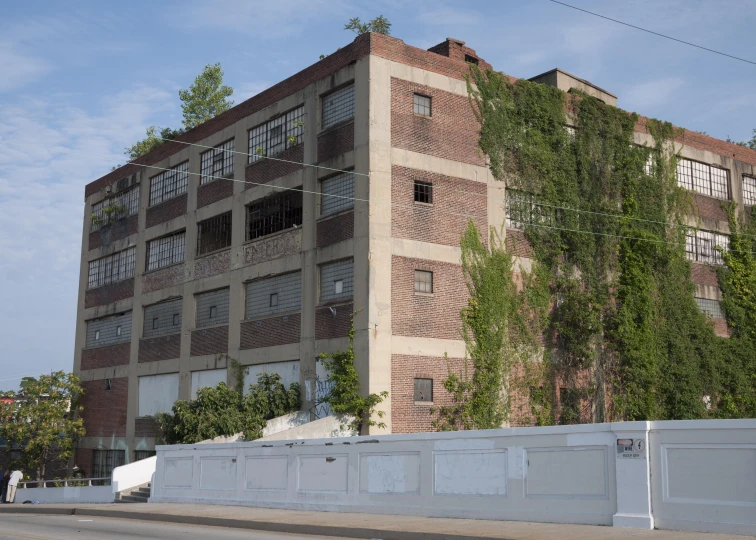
[0,505,510,540]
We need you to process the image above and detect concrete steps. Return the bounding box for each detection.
[116,482,150,503]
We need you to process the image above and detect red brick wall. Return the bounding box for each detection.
[194,249,231,280]
[146,194,187,229]
[243,229,302,265]
[316,212,354,248]
[240,314,301,349]
[315,302,353,340]
[197,178,234,208]
[691,262,719,287]
[391,166,487,246]
[506,229,535,258]
[391,78,485,167]
[142,264,185,293]
[426,39,492,69]
[84,278,134,309]
[245,145,304,189]
[712,318,729,338]
[80,377,128,438]
[138,335,181,363]
[693,194,728,221]
[75,448,93,478]
[135,418,159,439]
[190,325,229,356]
[392,257,466,340]
[80,342,131,371]
[391,354,468,434]
[88,215,138,250]
[317,122,354,163]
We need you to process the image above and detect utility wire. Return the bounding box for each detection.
[546,0,756,66]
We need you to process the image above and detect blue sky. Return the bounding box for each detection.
[1,0,755,390]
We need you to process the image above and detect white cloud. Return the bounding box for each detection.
[0,40,52,91]
[623,77,685,110]
[236,81,272,102]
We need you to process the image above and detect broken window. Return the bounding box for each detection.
[414,180,433,204]
[197,213,232,256]
[248,106,305,163]
[146,230,185,271]
[322,84,354,129]
[149,162,189,206]
[413,94,431,117]
[87,247,136,289]
[246,189,303,240]
[685,229,729,265]
[200,139,235,184]
[91,186,140,231]
[677,158,729,199]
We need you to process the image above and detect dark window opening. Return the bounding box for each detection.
[92,449,125,482]
[414,378,433,402]
[152,318,159,330]
[209,306,217,319]
[246,189,303,241]
[173,313,180,326]
[197,212,232,256]
[414,181,433,204]
[270,293,278,307]
[135,450,156,462]
[105,379,112,391]
[464,54,479,65]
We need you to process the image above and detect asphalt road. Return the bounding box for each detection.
[0,514,354,540]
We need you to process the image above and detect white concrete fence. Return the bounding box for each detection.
[15,478,114,504]
[151,419,756,536]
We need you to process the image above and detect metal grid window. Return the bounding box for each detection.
[200,139,235,184]
[146,230,185,271]
[320,259,353,302]
[143,298,182,338]
[149,162,189,206]
[414,378,433,402]
[743,175,756,206]
[695,297,724,319]
[321,172,354,216]
[197,213,232,256]
[87,247,136,289]
[246,189,303,240]
[91,186,140,232]
[196,288,230,328]
[413,94,431,116]
[322,84,354,130]
[505,190,553,229]
[248,106,305,163]
[92,449,125,480]
[246,272,301,319]
[685,229,729,265]
[676,158,729,199]
[86,311,132,347]
[414,181,433,204]
[414,270,433,294]
[644,154,654,176]
[135,450,156,461]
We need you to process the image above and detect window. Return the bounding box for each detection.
[695,297,724,319]
[505,190,553,229]
[645,154,654,176]
[200,139,234,184]
[246,189,303,240]
[677,158,729,199]
[87,247,136,289]
[414,180,433,204]
[321,172,354,216]
[464,54,479,65]
[143,299,182,338]
[248,106,305,163]
[196,289,229,328]
[413,94,432,117]
[245,272,302,319]
[414,378,433,402]
[414,270,433,293]
[685,229,729,265]
[320,260,354,302]
[92,449,125,480]
[105,379,112,391]
[146,230,185,271]
[149,162,189,206]
[91,186,140,232]
[86,312,132,347]
[322,84,354,129]
[135,450,156,461]
[197,213,232,256]
[744,175,756,206]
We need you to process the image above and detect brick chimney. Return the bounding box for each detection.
[427,38,491,69]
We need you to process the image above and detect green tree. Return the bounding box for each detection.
[125,126,184,160]
[319,317,388,433]
[178,63,234,130]
[726,129,756,150]
[344,15,391,35]
[0,372,85,480]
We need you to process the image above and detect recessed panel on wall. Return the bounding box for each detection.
[433,449,507,496]
[525,447,607,498]
[245,456,288,492]
[163,457,193,488]
[297,454,348,493]
[359,453,420,494]
[199,456,237,491]
[664,445,756,506]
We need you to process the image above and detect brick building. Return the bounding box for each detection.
[72,33,756,474]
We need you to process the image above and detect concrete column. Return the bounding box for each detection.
[612,421,653,529]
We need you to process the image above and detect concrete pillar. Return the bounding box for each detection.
[612,421,653,529]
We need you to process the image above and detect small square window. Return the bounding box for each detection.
[413,94,431,117]
[105,379,112,391]
[173,314,179,326]
[414,181,433,204]
[414,270,433,294]
[414,378,432,402]
[116,326,122,336]
[464,54,479,65]
[94,330,100,341]
[270,293,279,307]
[334,280,344,295]
[152,318,159,330]
[209,306,217,319]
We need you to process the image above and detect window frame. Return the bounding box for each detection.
[248,106,305,163]
[196,212,232,256]
[743,175,756,206]
[413,180,433,204]
[245,189,303,241]
[321,84,355,130]
[91,186,140,232]
[685,229,730,265]
[146,230,186,272]
[87,247,136,289]
[414,270,434,294]
[676,158,730,200]
[413,94,432,117]
[414,378,433,402]
[320,172,354,217]
[200,139,235,184]
[149,161,189,206]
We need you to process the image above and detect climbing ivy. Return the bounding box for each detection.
[467,66,751,423]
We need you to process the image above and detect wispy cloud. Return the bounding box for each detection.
[623,77,685,110]
[0,40,52,91]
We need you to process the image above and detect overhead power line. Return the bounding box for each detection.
[546,0,756,66]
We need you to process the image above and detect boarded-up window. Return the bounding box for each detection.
[321,172,354,216]
[196,288,230,328]
[246,272,301,319]
[143,298,182,338]
[322,84,354,129]
[320,259,353,302]
[86,311,132,347]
